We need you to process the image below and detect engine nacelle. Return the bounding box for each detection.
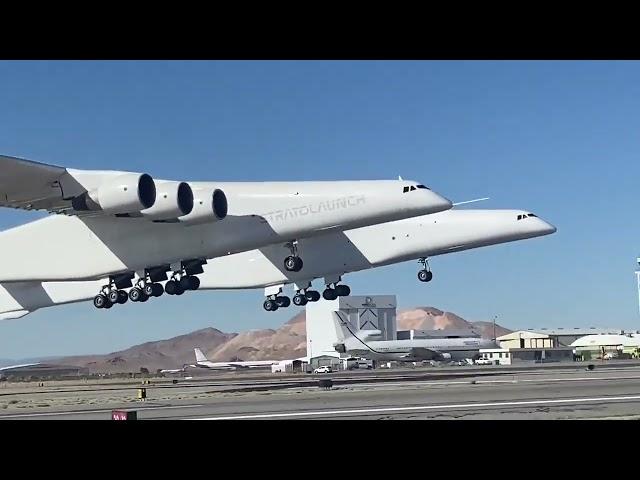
[141,181,194,220]
[178,187,228,225]
[73,173,156,214]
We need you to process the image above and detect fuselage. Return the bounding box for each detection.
[0,208,556,318]
[0,180,450,282]
[343,337,497,362]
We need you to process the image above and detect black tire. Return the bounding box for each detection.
[144,284,155,296]
[108,290,119,304]
[93,294,107,309]
[103,301,113,309]
[276,296,291,308]
[165,280,176,295]
[335,285,351,296]
[188,276,200,290]
[263,299,278,311]
[117,290,128,304]
[152,283,164,297]
[139,292,149,302]
[294,256,303,271]
[284,256,298,272]
[129,287,142,302]
[418,270,432,282]
[174,285,185,296]
[306,290,321,302]
[179,276,191,291]
[293,294,307,306]
[323,288,338,301]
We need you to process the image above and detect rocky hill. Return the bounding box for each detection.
[55,307,510,373]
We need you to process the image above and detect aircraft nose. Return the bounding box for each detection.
[536,218,557,235]
[425,190,453,214]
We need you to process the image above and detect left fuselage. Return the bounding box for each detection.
[0,209,556,317]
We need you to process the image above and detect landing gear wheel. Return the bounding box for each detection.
[306,290,321,302]
[335,284,351,296]
[108,290,120,304]
[103,300,113,309]
[323,288,338,301]
[129,287,143,302]
[117,290,128,304]
[93,294,108,309]
[139,292,149,302]
[188,276,200,290]
[151,283,164,297]
[293,294,308,306]
[144,284,155,297]
[418,270,433,282]
[179,276,191,291]
[174,285,185,296]
[275,296,291,308]
[165,280,177,295]
[263,299,278,311]
[284,256,303,272]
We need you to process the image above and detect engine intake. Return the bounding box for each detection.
[73,173,156,214]
[179,187,228,225]
[141,181,194,220]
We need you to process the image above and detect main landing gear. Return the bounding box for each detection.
[93,260,206,310]
[283,241,303,272]
[417,257,433,283]
[292,289,321,307]
[322,283,350,300]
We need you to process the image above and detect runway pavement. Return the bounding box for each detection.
[2,362,640,419]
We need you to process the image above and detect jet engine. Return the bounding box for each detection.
[72,173,156,214]
[141,181,194,220]
[178,187,228,225]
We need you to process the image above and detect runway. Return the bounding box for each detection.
[3,363,640,419]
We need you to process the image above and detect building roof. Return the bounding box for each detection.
[497,331,550,341]
[571,334,640,348]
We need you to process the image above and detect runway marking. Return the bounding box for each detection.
[190,394,640,420]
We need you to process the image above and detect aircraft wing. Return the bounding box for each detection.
[0,362,40,371]
[403,347,440,360]
[0,155,73,213]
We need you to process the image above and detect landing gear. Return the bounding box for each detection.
[418,257,433,283]
[322,283,351,300]
[293,293,308,306]
[283,241,303,272]
[305,290,321,302]
[263,298,279,311]
[263,294,291,312]
[93,294,109,309]
[94,278,130,309]
[276,296,291,308]
[143,283,164,298]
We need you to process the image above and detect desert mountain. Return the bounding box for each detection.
[54,307,510,373]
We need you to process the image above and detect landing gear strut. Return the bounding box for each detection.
[418,257,433,283]
[283,241,303,272]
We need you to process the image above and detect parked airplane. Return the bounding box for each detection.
[0,154,452,309]
[331,312,497,362]
[0,207,555,318]
[191,348,277,370]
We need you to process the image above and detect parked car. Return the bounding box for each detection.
[313,366,332,374]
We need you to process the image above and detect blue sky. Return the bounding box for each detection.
[1,60,639,359]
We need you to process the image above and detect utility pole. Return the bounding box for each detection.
[493,315,498,342]
[636,258,640,316]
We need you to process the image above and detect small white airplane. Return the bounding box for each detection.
[0,154,452,309]
[190,348,278,370]
[0,205,556,318]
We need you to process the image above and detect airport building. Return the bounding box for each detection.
[0,363,89,380]
[570,334,640,360]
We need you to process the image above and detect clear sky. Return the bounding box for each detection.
[1,60,639,359]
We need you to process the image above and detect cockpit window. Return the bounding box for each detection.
[517,213,538,220]
[416,184,429,190]
[517,215,523,220]
[403,186,410,193]
[403,184,429,193]
[410,186,416,191]
[528,213,537,217]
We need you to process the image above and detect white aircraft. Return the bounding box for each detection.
[0,154,452,309]
[331,312,497,362]
[190,348,278,370]
[0,207,555,318]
